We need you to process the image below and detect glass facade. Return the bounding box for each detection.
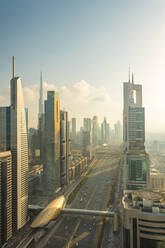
[123,228,130,248]
[126,184,146,190]
[126,157,147,181]
[140,238,165,248]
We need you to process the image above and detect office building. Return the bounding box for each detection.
[0,151,12,245]
[10,56,28,231]
[122,190,165,248]
[44,91,60,193]
[92,116,99,146]
[0,107,10,152]
[123,74,145,153]
[123,153,149,190]
[123,74,148,190]
[60,110,71,186]
[101,117,110,144]
[150,173,165,191]
[82,130,92,159]
[71,118,76,144]
[38,73,45,162]
[114,120,122,141]
[38,71,44,120]
[25,107,28,135]
[83,118,92,132]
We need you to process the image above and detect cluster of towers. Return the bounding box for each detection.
[38,74,71,195]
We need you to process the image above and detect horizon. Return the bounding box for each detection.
[1,0,165,132]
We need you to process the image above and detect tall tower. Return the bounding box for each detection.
[123,73,149,190]
[39,71,44,119]
[71,118,76,143]
[10,57,28,231]
[123,74,144,153]
[92,116,99,146]
[60,110,71,186]
[44,91,60,193]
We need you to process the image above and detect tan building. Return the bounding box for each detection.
[122,190,165,248]
[150,173,165,191]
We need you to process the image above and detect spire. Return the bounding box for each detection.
[12,56,15,78]
[132,72,134,84]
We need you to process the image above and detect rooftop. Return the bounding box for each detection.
[123,190,165,214]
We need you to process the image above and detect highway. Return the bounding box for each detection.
[32,146,122,248]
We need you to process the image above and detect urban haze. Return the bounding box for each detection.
[0,1,165,248]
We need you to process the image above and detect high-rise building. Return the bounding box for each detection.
[123,74,145,153]
[0,107,10,152]
[25,107,28,134]
[101,117,110,144]
[82,130,92,159]
[10,56,28,231]
[38,72,44,120]
[44,91,60,193]
[92,116,99,146]
[60,110,71,186]
[71,118,76,144]
[38,73,45,163]
[0,151,12,245]
[83,118,92,132]
[123,73,148,190]
[114,120,122,141]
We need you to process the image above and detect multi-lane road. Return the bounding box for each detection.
[31,146,122,248]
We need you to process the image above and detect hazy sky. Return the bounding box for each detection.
[1,0,165,132]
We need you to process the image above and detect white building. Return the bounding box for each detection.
[10,57,28,231]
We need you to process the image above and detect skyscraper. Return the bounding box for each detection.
[123,74,145,153]
[44,91,60,193]
[60,110,71,186]
[38,73,45,163]
[0,107,10,152]
[92,116,99,146]
[10,56,28,231]
[38,71,44,120]
[82,130,92,159]
[0,151,12,245]
[123,73,148,190]
[71,118,76,144]
[83,118,92,132]
[101,117,110,144]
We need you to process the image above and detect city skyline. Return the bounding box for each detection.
[1,0,165,132]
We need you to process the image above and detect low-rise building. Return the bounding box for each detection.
[122,190,165,248]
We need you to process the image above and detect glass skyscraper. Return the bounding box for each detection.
[10,58,28,231]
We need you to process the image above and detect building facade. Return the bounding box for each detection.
[123,76,144,153]
[122,190,165,248]
[101,117,110,144]
[123,75,148,190]
[71,118,76,144]
[82,130,92,159]
[60,110,71,186]
[0,151,12,245]
[44,91,60,193]
[0,107,10,152]
[10,59,28,231]
[92,116,99,146]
